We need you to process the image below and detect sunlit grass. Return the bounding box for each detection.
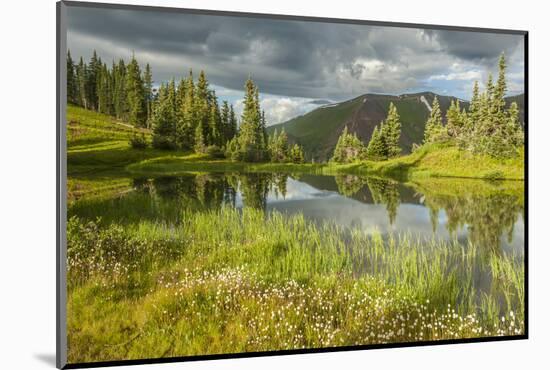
[326,143,524,181]
[67,207,524,363]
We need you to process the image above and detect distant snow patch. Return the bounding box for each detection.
[420,95,432,112]
[319,103,339,109]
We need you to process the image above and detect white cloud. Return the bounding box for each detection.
[233,95,321,126]
[261,97,320,125]
[429,70,482,81]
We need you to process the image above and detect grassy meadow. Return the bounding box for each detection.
[66,105,525,363]
[67,208,524,362]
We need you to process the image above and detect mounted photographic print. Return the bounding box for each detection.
[56,1,527,368]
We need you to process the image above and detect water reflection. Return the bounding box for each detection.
[73,172,524,253]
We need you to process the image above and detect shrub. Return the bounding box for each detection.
[151,135,176,150]
[206,145,225,159]
[129,133,148,149]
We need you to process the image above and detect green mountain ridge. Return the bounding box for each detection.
[268,92,525,162]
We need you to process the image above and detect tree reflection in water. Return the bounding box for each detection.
[131,173,523,254]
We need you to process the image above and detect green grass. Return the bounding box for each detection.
[67,105,190,175]
[67,176,134,203]
[326,143,524,181]
[67,207,524,363]
[126,154,324,175]
[126,144,524,181]
[68,106,524,182]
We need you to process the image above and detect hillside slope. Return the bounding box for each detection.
[269,92,524,162]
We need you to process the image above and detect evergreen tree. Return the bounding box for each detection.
[113,59,127,120]
[76,57,88,109]
[331,126,347,163]
[220,101,231,143]
[195,71,211,149]
[208,98,222,146]
[126,55,146,127]
[235,77,267,162]
[289,144,305,163]
[445,100,464,138]
[331,126,367,163]
[383,102,401,157]
[268,129,290,162]
[86,50,100,110]
[194,120,206,153]
[485,73,494,119]
[469,80,482,130]
[167,79,177,117]
[229,104,238,139]
[66,50,78,104]
[97,63,112,115]
[366,124,387,159]
[143,63,154,128]
[467,55,523,157]
[260,110,268,149]
[506,102,524,147]
[151,84,176,149]
[423,97,445,143]
[493,53,507,117]
[176,71,196,150]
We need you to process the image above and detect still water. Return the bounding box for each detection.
[70,172,524,254]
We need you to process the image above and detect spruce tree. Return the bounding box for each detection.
[366,124,387,160]
[220,101,230,143]
[423,96,445,143]
[151,84,176,149]
[97,63,112,115]
[195,71,211,149]
[229,104,237,139]
[445,100,464,138]
[176,70,196,150]
[383,102,401,157]
[126,55,146,127]
[236,77,266,161]
[260,110,268,150]
[468,55,523,158]
[66,50,78,104]
[194,120,206,153]
[289,144,305,163]
[469,80,482,132]
[494,53,507,117]
[113,59,127,120]
[76,57,88,109]
[143,63,153,128]
[86,50,100,110]
[485,73,494,119]
[331,126,347,163]
[208,98,222,146]
[269,129,289,162]
[331,126,367,163]
[506,102,524,147]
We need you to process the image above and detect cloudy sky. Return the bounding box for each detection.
[67,5,525,125]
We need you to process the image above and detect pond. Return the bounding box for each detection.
[69,172,524,255]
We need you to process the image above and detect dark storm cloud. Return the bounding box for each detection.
[423,29,523,63]
[67,4,524,102]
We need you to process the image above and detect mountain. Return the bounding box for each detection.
[268,92,525,162]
